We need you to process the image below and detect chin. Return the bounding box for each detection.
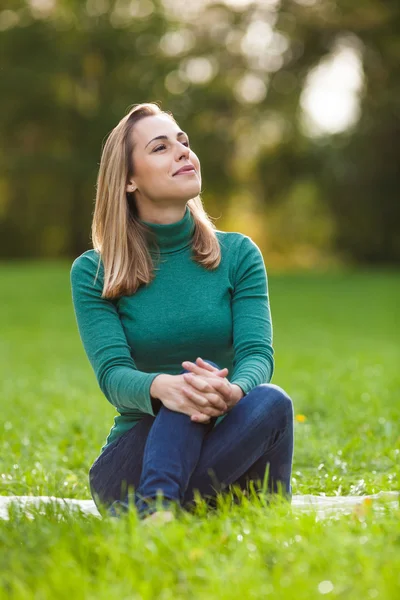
[186,189,201,200]
[183,181,201,193]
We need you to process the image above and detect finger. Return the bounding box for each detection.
[185,374,230,407]
[206,393,228,412]
[191,413,211,424]
[183,373,211,392]
[198,406,225,417]
[183,374,228,411]
[196,358,229,377]
[185,375,229,408]
[195,357,216,372]
[183,387,224,416]
[218,368,229,377]
[205,381,232,409]
[182,384,208,406]
[182,385,214,412]
[182,361,214,378]
[186,404,210,423]
[182,361,228,382]
[200,375,230,397]
[182,373,230,412]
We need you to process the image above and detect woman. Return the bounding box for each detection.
[70,102,294,524]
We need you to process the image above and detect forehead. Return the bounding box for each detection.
[133,114,180,143]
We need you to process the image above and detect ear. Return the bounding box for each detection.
[126,180,137,193]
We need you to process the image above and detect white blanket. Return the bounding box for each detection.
[1,491,398,521]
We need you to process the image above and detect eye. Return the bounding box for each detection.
[153,141,190,152]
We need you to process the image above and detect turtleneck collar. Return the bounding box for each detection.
[138,205,195,255]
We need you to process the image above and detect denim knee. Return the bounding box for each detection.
[255,383,294,423]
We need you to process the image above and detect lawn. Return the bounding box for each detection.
[0,262,399,598]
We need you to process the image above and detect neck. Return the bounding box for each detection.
[138,204,195,255]
[136,203,187,225]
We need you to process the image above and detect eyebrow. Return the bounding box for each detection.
[145,131,188,149]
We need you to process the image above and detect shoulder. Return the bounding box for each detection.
[215,230,250,250]
[215,230,262,258]
[70,249,103,281]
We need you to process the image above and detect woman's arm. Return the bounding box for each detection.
[70,253,164,415]
[229,235,274,394]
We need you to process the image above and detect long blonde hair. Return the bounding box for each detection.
[91,102,221,299]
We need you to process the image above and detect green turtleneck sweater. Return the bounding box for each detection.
[70,206,274,454]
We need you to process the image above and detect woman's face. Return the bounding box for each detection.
[127,114,201,207]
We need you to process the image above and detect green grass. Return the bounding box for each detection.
[0,262,399,598]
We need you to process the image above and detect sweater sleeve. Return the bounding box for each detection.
[70,252,164,415]
[229,236,274,395]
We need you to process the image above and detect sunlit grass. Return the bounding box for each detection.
[0,263,399,598]
[1,489,399,599]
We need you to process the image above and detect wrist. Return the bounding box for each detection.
[230,383,245,404]
[150,374,168,401]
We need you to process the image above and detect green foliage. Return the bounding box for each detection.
[1,1,399,263]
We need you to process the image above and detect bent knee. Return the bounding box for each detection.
[257,383,293,417]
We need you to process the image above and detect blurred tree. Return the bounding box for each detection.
[277,0,400,264]
[0,0,399,265]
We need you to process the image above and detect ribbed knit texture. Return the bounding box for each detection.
[70,205,274,453]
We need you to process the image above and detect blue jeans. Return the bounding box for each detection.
[89,360,294,518]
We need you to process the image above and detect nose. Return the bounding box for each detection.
[176,142,190,161]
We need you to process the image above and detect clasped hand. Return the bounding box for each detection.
[181,357,236,423]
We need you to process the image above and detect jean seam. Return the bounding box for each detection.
[89,431,128,474]
[221,424,289,488]
[183,396,292,499]
[186,412,291,500]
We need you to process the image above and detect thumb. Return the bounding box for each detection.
[216,367,229,377]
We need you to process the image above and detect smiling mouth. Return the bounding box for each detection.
[174,169,196,175]
[173,166,196,176]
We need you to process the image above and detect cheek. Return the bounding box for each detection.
[143,159,169,184]
[191,153,201,172]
